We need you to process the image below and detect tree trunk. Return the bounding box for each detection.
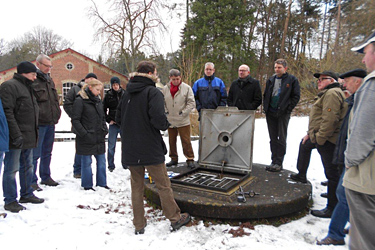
[280,0,292,58]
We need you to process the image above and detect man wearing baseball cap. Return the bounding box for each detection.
[317,68,366,246]
[343,31,375,250]
[0,61,44,212]
[63,73,97,178]
[290,70,347,218]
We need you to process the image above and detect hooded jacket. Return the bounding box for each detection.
[0,73,39,149]
[162,81,195,128]
[32,69,61,125]
[227,75,262,110]
[116,72,169,166]
[308,82,347,146]
[71,87,108,155]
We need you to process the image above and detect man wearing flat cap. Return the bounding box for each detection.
[103,76,125,172]
[317,68,366,246]
[63,73,98,178]
[0,61,45,213]
[290,71,347,218]
[343,31,375,250]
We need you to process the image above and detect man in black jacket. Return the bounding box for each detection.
[263,59,300,172]
[63,73,97,178]
[31,54,61,190]
[103,76,125,172]
[0,61,44,213]
[228,64,262,110]
[116,61,191,234]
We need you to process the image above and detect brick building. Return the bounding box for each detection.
[0,48,128,103]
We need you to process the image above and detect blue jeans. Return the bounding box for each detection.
[73,153,82,176]
[32,125,55,184]
[107,124,121,169]
[327,170,349,241]
[80,154,107,188]
[3,149,34,204]
[0,151,4,173]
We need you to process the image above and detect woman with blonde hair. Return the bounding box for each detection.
[72,78,109,191]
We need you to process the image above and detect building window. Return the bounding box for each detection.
[63,82,76,100]
[66,63,74,70]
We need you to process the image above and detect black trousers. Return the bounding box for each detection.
[266,112,290,166]
[296,138,340,209]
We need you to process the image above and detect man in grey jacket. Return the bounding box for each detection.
[343,31,375,250]
[162,69,196,168]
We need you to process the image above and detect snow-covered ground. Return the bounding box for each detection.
[0,111,348,250]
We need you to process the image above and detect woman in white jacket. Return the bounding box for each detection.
[162,69,196,168]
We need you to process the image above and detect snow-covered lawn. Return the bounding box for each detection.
[0,112,348,250]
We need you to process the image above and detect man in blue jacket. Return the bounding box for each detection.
[192,62,227,118]
[0,96,9,173]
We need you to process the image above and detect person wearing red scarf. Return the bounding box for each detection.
[162,69,196,168]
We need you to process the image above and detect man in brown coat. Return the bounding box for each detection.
[290,71,347,218]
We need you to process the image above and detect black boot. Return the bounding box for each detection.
[311,207,333,218]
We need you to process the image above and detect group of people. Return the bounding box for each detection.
[0,55,61,214]
[1,31,374,246]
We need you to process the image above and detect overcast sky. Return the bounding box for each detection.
[0,0,185,60]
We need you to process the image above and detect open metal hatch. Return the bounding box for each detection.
[198,106,255,174]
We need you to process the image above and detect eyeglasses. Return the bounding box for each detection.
[39,62,53,68]
[317,77,331,82]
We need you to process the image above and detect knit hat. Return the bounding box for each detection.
[110,76,120,86]
[85,73,97,79]
[17,61,37,74]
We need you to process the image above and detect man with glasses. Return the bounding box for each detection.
[290,71,347,218]
[228,64,262,111]
[31,54,61,190]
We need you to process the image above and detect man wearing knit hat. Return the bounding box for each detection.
[0,61,44,213]
[63,73,97,178]
[103,76,125,172]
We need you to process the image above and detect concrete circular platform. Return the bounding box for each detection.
[144,163,312,220]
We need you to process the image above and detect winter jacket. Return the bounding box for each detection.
[192,74,227,113]
[332,94,354,166]
[0,97,9,152]
[227,75,262,110]
[71,88,108,155]
[103,87,125,123]
[308,83,347,146]
[32,70,61,125]
[63,81,84,118]
[116,72,169,166]
[343,71,375,195]
[0,73,39,149]
[162,82,195,128]
[263,72,300,116]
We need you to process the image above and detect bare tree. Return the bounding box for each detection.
[280,0,293,58]
[89,0,166,73]
[28,26,72,55]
